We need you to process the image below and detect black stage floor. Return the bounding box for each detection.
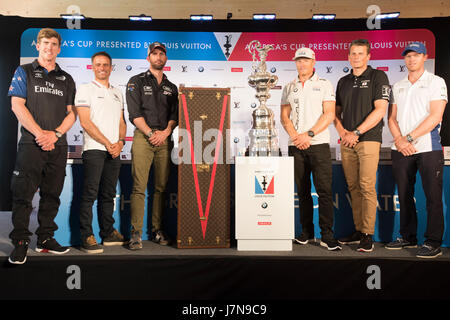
[1,211,450,303]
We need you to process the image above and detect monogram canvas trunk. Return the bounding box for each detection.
[177,87,231,248]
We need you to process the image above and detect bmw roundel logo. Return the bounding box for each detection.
[126,65,132,71]
[251,103,257,108]
[261,202,268,209]
[343,67,349,73]
[234,137,240,143]
[270,67,276,73]
[198,66,204,72]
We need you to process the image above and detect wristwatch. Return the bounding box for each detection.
[406,134,414,143]
[353,129,361,137]
[54,130,63,139]
[146,130,154,138]
[307,130,315,138]
[119,138,126,145]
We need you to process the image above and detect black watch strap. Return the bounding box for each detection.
[54,130,62,138]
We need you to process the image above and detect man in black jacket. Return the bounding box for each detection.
[7,28,76,264]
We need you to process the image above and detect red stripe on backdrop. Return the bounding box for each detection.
[228,29,435,61]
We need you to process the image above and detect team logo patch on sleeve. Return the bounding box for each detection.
[127,83,135,91]
[382,85,391,99]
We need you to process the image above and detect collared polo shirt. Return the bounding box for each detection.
[75,80,124,152]
[126,70,178,130]
[8,59,76,145]
[335,65,390,143]
[281,73,335,145]
[391,70,448,154]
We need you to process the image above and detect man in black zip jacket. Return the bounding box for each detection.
[7,28,76,264]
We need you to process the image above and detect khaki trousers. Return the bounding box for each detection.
[341,141,380,235]
[130,129,171,234]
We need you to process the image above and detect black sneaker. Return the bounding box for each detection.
[152,229,171,246]
[338,231,362,245]
[294,233,315,245]
[416,244,442,259]
[103,229,125,246]
[8,240,29,265]
[128,231,143,250]
[81,235,103,254]
[385,238,418,250]
[357,233,374,252]
[320,238,342,251]
[36,238,70,254]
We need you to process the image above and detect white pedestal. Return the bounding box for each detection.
[235,156,294,251]
[237,239,292,251]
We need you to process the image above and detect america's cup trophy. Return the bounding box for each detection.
[247,40,280,156]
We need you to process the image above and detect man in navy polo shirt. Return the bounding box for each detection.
[7,28,76,264]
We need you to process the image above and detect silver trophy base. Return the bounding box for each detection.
[247,129,280,156]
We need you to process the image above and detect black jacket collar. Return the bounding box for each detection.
[32,59,61,73]
[350,65,373,79]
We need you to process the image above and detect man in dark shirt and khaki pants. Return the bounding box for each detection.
[126,42,178,249]
[334,39,390,252]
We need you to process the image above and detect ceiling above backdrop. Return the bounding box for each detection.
[1,0,449,19]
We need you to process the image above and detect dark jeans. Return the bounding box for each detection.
[10,143,67,242]
[79,150,121,240]
[289,144,334,238]
[391,150,444,247]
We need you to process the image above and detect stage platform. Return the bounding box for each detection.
[1,211,450,302]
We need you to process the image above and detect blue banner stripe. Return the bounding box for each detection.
[21,28,227,61]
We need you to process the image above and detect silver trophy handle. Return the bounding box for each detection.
[246,40,279,156]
